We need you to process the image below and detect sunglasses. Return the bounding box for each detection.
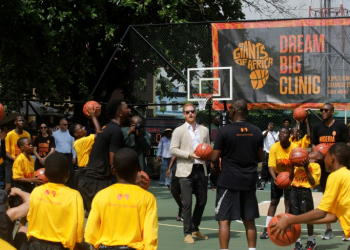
[320,109,330,113]
[40,127,47,129]
[185,110,195,115]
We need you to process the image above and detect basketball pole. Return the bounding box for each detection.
[221,100,229,127]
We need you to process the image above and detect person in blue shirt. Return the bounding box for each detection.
[157,128,173,187]
[52,118,76,189]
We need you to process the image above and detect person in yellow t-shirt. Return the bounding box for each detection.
[271,142,350,250]
[260,127,298,239]
[290,117,311,149]
[85,148,158,250]
[27,153,86,250]
[69,107,100,192]
[4,116,31,192]
[289,151,322,250]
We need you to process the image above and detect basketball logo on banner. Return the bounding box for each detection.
[233,41,273,90]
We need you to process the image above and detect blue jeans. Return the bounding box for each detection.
[159,157,172,185]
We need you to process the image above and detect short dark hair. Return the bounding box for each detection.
[45,153,69,183]
[106,98,123,119]
[68,123,78,137]
[328,142,350,166]
[112,148,140,180]
[15,115,24,121]
[17,137,29,148]
[324,103,334,111]
[279,127,290,135]
[283,118,291,123]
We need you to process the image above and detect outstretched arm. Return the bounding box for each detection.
[6,188,30,222]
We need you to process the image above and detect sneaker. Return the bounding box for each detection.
[294,242,303,250]
[192,231,208,240]
[304,240,317,250]
[260,227,269,239]
[321,229,334,240]
[176,210,183,222]
[184,235,195,244]
[342,234,350,241]
[257,186,264,190]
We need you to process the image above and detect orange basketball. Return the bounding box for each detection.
[289,147,308,166]
[195,143,213,161]
[83,101,101,119]
[139,171,150,190]
[249,69,269,89]
[267,213,301,246]
[314,143,332,156]
[35,168,49,183]
[0,103,5,122]
[293,107,307,122]
[276,172,291,189]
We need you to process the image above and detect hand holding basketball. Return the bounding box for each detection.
[268,213,301,246]
[137,171,150,190]
[195,143,213,161]
[189,151,200,160]
[293,107,307,122]
[83,101,101,119]
[35,168,49,184]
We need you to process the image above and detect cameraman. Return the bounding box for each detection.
[122,116,151,170]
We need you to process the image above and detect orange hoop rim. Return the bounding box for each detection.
[193,93,213,101]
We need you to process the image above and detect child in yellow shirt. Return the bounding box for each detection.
[26,153,85,250]
[290,117,311,149]
[289,151,322,250]
[85,148,158,250]
[271,142,350,249]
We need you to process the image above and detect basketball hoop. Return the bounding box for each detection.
[193,93,213,111]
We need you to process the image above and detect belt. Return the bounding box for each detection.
[57,152,72,156]
[99,245,135,250]
[193,164,203,167]
[29,237,65,247]
[291,186,311,190]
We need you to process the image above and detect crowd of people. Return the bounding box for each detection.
[0,99,350,250]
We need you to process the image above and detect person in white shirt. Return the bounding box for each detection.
[258,122,279,190]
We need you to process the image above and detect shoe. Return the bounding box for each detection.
[167,185,171,190]
[321,229,334,240]
[192,231,208,240]
[304,240,317,250]
[260,227,269,239]
[258,186,264,190]
[343,234,350,241]
[176,210,183,222]
[294,241,303,250]
[184,235,195,244]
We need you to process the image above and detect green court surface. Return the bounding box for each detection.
[149,180,349,250]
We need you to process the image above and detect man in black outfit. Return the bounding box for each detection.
[312,102,350,240]
[211,98,263,250]
[78,98,131,213]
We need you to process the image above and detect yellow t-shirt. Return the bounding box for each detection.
[85,184,158,250]
[318,167,350,238]
[268,142,298,174]
[12,153,34,179]
[291,163,321,188]
[0,239,15,250]
[5,130,31,159]
[27,183,84,250]
[291,135,310,149]
[73,134,95,167]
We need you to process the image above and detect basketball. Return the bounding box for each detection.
[0,103,5,122]
[276,172,291,189]
[267,213,301,246]
[293,107,307,122]
[314,143,331,156]
[83,101,101,119]
[250,69,269,89]
[35,168,49,183]
[139,171,150,190]
[289,147,308,166]
[195,143,213,161]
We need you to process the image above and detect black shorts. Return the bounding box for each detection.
[28,237,69,250]
[171,167,181,195]
[4,160,13,184]
[215,187,259,221]
[78,176,111,212]
[271,175,291,201]
[290,187,314,216]
[14,231,29,250]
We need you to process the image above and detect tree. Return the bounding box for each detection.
[0,0,245,113]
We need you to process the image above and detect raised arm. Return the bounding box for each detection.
[6,187,30,222]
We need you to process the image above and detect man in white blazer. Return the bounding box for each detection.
[170,103,210,244]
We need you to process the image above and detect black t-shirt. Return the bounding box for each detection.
[33,135,56,158]
[312,120,350,145]
[214,122,263,190]
[0,212,14,245]
[85,121,124,180]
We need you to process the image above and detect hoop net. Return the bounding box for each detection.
[193,93,213,111]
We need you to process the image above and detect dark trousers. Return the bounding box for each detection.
[58,152,74,189]
[261,151,271,182]
[179,164,208,236]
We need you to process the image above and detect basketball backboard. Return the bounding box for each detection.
[187,67,232,101]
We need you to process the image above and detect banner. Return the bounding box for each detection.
[212,18,350,110]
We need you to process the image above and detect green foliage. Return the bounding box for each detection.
[0,0,244,111]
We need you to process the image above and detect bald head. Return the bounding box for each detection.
[232,98,248,113]
[131,116,142,124]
